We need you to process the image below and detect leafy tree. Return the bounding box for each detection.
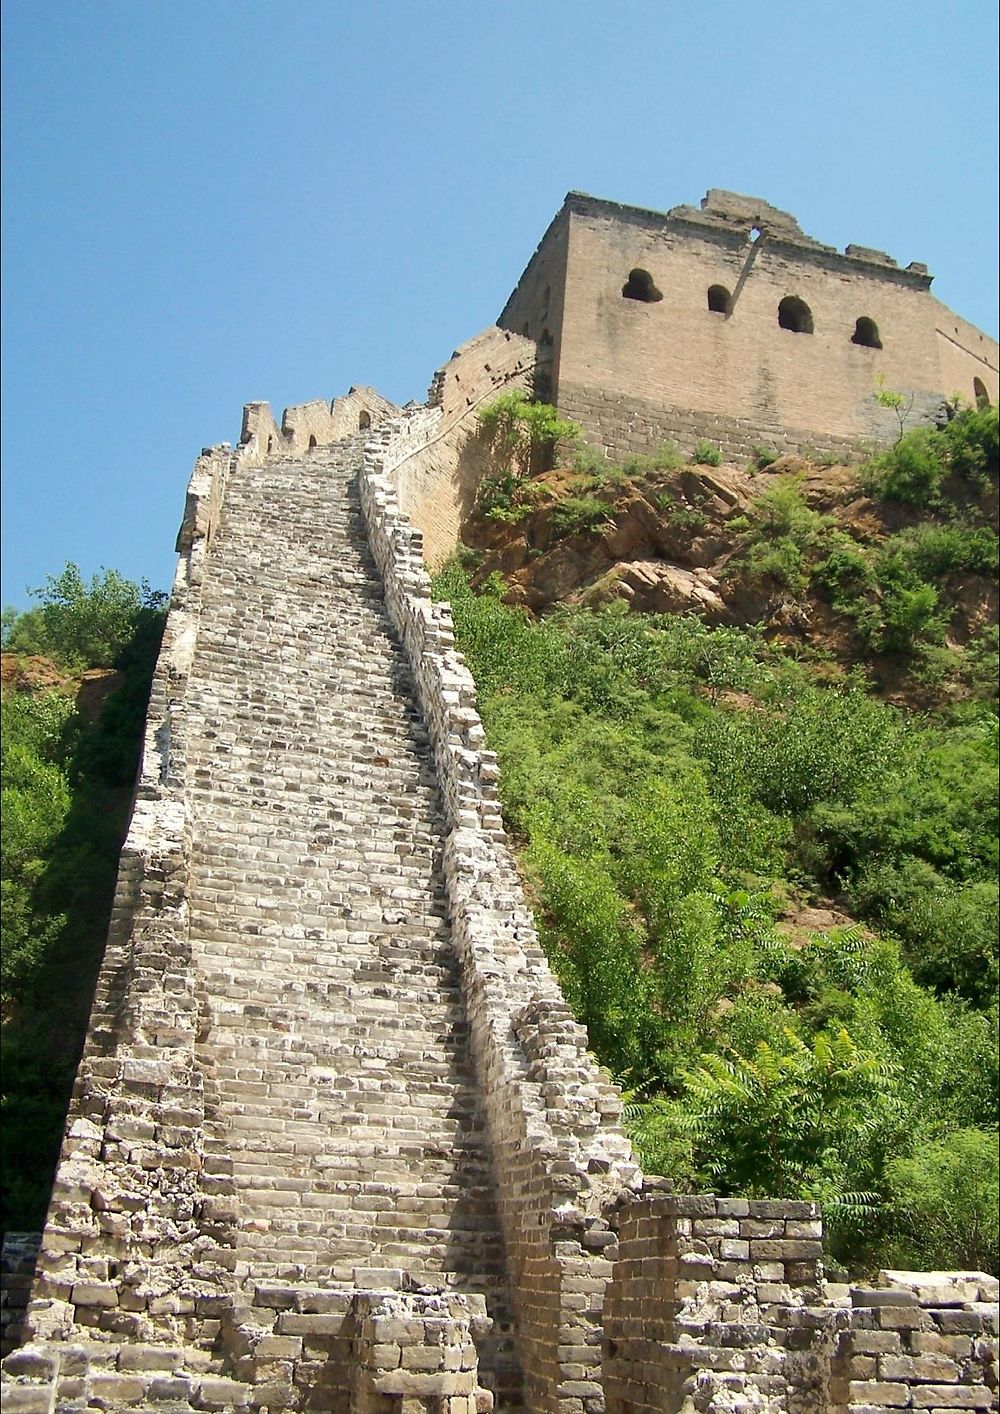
[887,1129,999,1274]
[1,566,166,1232]
[433,559,999,1272]
[3,563,166,668]
[680,1025,895,1202]
[476,390,580,478]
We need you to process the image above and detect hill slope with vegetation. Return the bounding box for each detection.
[1,567,165,1234]
[436,398,999,1276]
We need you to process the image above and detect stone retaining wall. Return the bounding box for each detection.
[558,380,946,468]
[0,1236,41,1361]
[391,325,537,568]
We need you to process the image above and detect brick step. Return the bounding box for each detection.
[161,445,520,1367]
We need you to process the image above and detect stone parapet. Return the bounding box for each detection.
[14,433,265,1355]
[361,413,641,1411]
[602,1186,999,1413]
[0,1236,41,1361]
[350,1289,493,1412]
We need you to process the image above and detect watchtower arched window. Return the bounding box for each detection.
[622,268,662,303]
[308,434,317,450]
[707,284,731,314]
[973,378,991,408]
[851,316,882,349]
[778,296,813,334]
[359,410,371,431]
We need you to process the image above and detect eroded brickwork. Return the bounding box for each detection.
[500,190,999,462]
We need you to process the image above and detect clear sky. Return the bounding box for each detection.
[2,0,997,610]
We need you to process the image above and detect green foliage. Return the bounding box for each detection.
[622,443,684,478]
[454,542,484,570]
[3,563,166,669]
[861,404,998,507]
[692,439,722,466]
[654,494,709,531]
[572,444,610,478]
[873,374,916,443]
[680,1025,894,1199]
[548,496,611,539]
[728,476,836,595]
[1,692,76,1005]
[476,389,580,478]
[887,1129,999,1274]
[819,512,997,668]
[434,563,999,1271]
[752,445,779,469]
[475,468,540,522]
[1,567,165,1233]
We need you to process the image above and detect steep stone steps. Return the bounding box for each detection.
[181,439,521,1404]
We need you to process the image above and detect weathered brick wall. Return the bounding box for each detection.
[0,1235,41,1361]
[499,192,999,461]
[603,1190,999,1413]
[362,414,643,1410]
[833,1274,999,1413]
[602,1186,827,1413]
[933,298,1000,407]
[19,438,251,1355]
[384,326,537,567]
[556,383,888,467]
[278,386,398,454]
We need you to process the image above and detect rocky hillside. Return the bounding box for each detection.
[460,418,998,705]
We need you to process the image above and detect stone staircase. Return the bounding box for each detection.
[175,435,520,1404]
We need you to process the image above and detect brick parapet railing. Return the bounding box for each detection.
[360,410,642,1410]
[15,430,274,1356]
[602,1186,999,1412]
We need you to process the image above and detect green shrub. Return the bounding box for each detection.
[861,406,998,507]
[817,537,878,605]
[623,443,683,475]
[889,522,998,579]
[863,428,947,507]
[475,469,540,523]
[692,439,722,466]
[868,580,949,654]
[549,496,612,538]
[939,403,999,487]
[573,444,610,477]
[455,542,484,570]
[741,537,810,593]
[728,477,837,596]
[476,390,580,477]
[887,1129,999,1274]
[752,445,779,469]
[3,564,166,670]
[654,494,709,531]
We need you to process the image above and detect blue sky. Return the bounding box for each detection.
[2,0,997,610]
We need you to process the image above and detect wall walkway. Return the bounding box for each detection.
[2,402,996,1414]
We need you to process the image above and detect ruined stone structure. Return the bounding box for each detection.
[3,193,998,1412]
[500,190,999,468]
